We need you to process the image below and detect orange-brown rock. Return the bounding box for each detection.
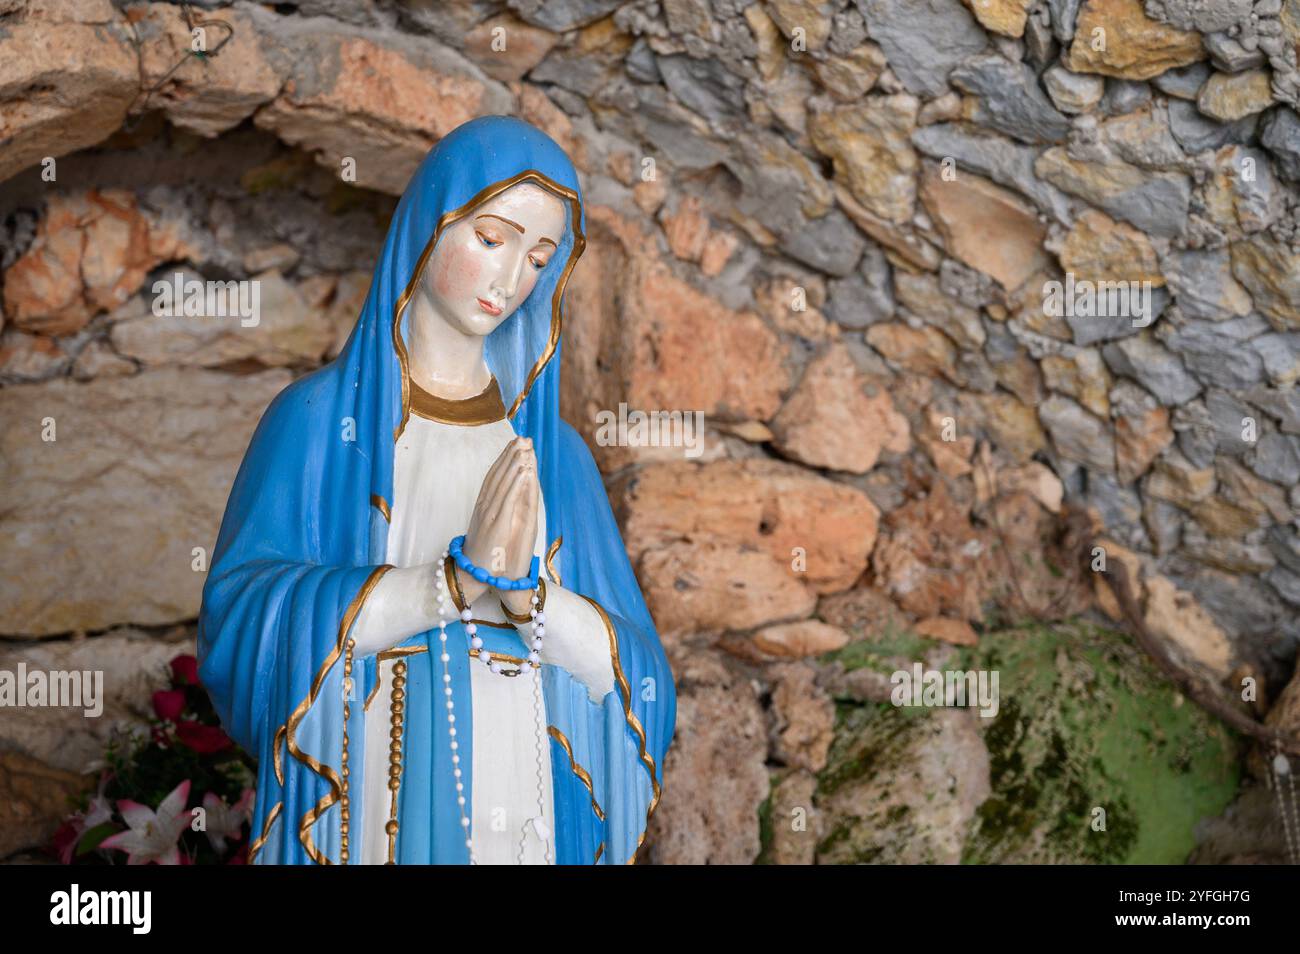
[625,258,789,420]
[131,2,282,137]
[999,462,1064,513]
[978,391,1049,463]
[834,183,943,272]
[751,619,851,657]
[919,165,1048,292]
[754,275,834,340]
[1115,404,1173,484]
[660,194,711,263]
[3,190,190,336]
[1066,0,1205,79]
[699,229,740,277]
[0,749,92,858]
[872,482,995,622]
[617,458,880,598]
[816,586,911,640]
[562,207,791,474]
[914,616,979,645]
[920,409,976,478]
[0,0,138,182]
[644,650,768,863]
[768,661,836,772]
[0,367,292,635]
[511,82,590,173]
[638,541,818,639]
[866,322,958,382]
[1058,209,1164,285]
[254,31,512,195]
[464,13,558,82]
[771,343,910,473]
[0,329,66,378]
[1142,574,1234,681]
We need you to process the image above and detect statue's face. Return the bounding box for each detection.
[421,181,567,337]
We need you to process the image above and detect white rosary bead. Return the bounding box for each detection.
[534,612,545,625]
[460,608,473,623]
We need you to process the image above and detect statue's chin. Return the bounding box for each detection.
[451,307,511,338]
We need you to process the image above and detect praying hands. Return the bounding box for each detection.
[459,436,541,616]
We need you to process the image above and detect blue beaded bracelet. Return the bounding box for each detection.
[448,534,540,591]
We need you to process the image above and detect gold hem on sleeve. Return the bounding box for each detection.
[285,564,393,865]
[548,725,605,822]
[578,595,662,864]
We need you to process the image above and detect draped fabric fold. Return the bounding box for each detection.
[197,116,675,865]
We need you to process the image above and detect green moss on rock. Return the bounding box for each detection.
[815,619,1241,864]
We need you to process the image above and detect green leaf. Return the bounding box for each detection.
[77,822,118,855]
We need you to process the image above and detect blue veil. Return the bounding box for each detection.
[197,116,675,865]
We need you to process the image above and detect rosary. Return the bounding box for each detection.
[435,535,551,864]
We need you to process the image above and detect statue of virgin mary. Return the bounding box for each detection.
[197,116,676,865]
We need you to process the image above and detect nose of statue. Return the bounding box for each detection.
[493,255,525,303]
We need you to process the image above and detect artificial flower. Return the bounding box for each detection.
[176,720,232,753]
[201,788,254,855]
[170,655,199,686]
[152,689,186,722]
[99,779,193,865]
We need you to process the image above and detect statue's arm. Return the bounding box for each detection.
[349,561,456,657]
[513,581,615,703]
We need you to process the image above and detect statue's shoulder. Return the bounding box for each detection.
[251,363,343,444]
[556,417,598,473]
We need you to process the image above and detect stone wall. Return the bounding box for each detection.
[0,0,1297,862]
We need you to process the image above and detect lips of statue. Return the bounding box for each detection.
[422,182,567,338]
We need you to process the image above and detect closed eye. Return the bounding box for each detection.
[529,255,547,271]
[476,230,502,249]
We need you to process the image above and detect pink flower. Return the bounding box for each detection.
[53,774,116,862]
[201,789,254,855]
[100,779,193,865]
[152,689,186,722]
[170,655,199,686]
[176,720,232,754]
[51,820,80,864]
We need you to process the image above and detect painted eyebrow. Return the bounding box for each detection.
[476,213,524,233]
[477,213,557,249]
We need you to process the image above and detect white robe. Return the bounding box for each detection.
[348,407,615,865]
